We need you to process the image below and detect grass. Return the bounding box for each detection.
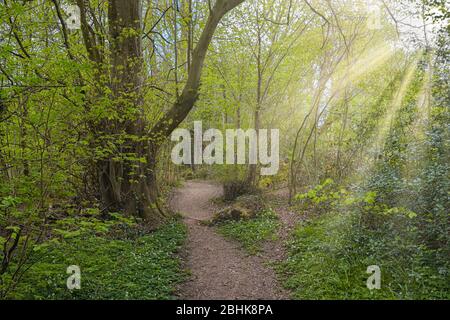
[217,209,279,254]
[277,212,384,299]
[6,220,187,300]
[277,211,450,299]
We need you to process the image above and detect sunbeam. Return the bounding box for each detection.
[372,53,421,152]
[332,44,396,98]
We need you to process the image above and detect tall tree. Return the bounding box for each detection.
[77,0,245,223]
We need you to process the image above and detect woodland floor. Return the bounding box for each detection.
[170,180,292,300]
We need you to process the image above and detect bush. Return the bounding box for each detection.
[280,180,449,299]
[294,178,349,214]
[223,180,255,201]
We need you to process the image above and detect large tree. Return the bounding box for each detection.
[76,0,244,224]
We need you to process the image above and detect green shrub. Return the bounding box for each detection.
[294,178,351,214]
[280,180,449,299]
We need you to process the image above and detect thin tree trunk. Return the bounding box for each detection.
[246,22,262,187]
[336,94,349,182]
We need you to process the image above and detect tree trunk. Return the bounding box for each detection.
[246,23,262,187]
[246,106,259,186]
[96,0,165,222]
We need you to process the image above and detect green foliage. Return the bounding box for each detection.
[282,161,449,300]
[279,209,449,299]
[367,60,425,206]
[5,220,187,300]
[294,178,349,213]
[418,28,450,255]
[282,53,449,299]
[0,0,448,301]
[218,209,279,254]
[279,212,380,299]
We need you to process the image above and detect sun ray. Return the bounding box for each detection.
[349,53,422,181]
[332,44,396,98]
[372,53,421,152]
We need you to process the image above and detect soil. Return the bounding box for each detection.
[171,180,289,300]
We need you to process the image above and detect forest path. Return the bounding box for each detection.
[171,180,287,299]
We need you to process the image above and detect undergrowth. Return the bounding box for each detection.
[278,179,449,299]
[217,209,280,254]
[5,220,187,300]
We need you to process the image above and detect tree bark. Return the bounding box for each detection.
[96,0,163,222]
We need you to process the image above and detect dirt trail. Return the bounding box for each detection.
[171,180,288,300]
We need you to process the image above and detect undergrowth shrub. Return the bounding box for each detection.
[282,166,449,299]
